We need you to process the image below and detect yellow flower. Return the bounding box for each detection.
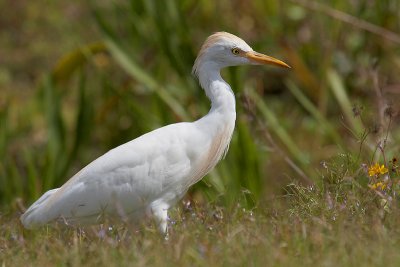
[369,182,387,190]
[368,163,388,177]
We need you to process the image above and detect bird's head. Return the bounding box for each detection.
[193,32,290,76]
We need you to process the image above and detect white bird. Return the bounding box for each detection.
[21,32,290,233]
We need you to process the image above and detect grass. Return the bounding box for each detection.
[3,183,400,267]
[1,0,400,266]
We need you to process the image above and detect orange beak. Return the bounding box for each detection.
[245,51,291,68]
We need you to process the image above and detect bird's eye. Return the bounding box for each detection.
[231,48,240,55]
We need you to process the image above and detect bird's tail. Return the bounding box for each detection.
[20,188,59,229]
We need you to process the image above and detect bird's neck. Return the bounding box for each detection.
[197,63,236,114]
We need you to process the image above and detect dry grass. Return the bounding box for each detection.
[3,186,400,267]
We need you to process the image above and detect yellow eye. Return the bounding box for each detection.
[231,48,240,55]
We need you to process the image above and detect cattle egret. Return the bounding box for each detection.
[21,32,290,233]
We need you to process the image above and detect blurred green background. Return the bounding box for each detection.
[1,0,399,208]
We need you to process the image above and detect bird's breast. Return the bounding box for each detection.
[186,121,235,188]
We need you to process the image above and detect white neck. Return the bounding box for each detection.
[189,61,237,185]
[196,62,236,114]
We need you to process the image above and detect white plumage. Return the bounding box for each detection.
[21,32,289,233]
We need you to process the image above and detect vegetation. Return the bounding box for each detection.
[1,0,399,266]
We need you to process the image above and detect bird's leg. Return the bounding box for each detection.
[150,202,169,235]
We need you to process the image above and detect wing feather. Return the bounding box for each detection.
[21,122,202,227]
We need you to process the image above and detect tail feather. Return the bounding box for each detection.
[20,188,59,229]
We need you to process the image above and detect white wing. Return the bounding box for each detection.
[21,121,208,228]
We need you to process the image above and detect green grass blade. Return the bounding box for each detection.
[0,102,8,160]
[69,71,91,162]
[103,38,190,122]
[285,79,343,146]
[23,149,40,201]
[247,88,309,167]
[41,76,67,190]
[327,69,363,134]
[51,42,107,85]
